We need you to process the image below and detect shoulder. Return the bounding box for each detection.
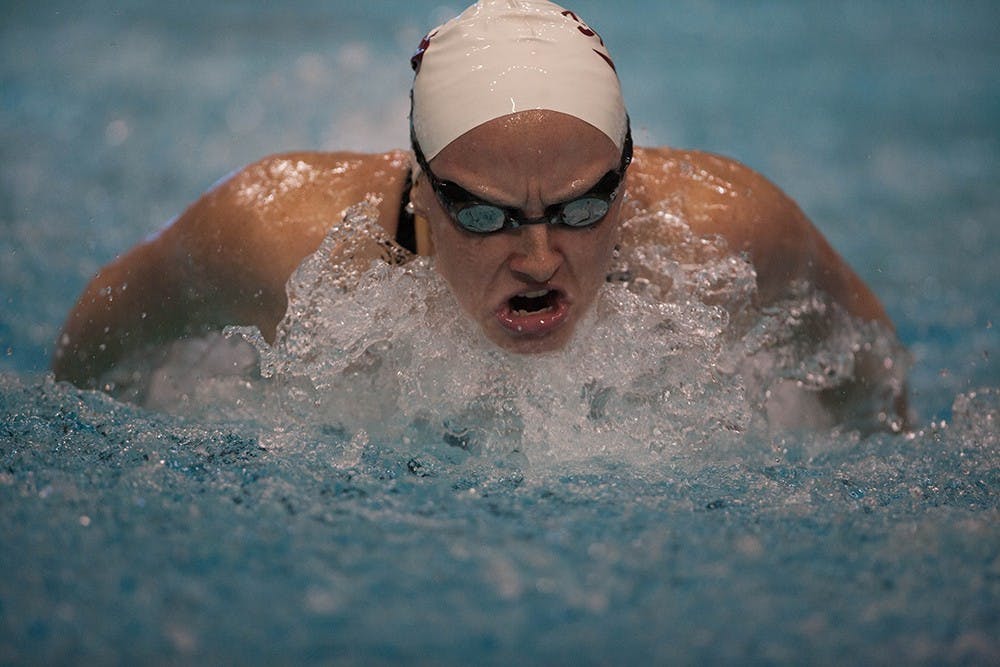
[214,149,412,226]
[624,147,809,250]
[229,149,412,189]
[170,149,412,279]
[144,149,413,321]
[623,147,890,324]
[623,147,813,292]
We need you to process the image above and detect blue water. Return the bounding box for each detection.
[2,1,998,664]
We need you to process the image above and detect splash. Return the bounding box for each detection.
[209,199,909,462]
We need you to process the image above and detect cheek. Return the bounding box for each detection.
[428,220,492,303]
[561,221,621,305]
[575,222,620,273]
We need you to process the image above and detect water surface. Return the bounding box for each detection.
[2,1,998,664]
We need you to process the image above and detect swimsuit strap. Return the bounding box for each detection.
[395,169,417,253]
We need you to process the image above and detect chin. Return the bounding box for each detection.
[485,325,575,355]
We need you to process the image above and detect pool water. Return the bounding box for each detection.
[2,1,998,664]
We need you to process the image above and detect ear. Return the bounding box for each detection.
[409,168,433,218]
[407,167,436,255]
[611,174,630,230]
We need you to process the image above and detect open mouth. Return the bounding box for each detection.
[509,289,558,315]
[496,289,569,336]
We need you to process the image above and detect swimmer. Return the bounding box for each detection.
[52,0,906,421]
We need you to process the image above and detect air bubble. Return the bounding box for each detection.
[138,198,908,455]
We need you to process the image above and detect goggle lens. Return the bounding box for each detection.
[456,205,508,233]
[560,196,610,228]
[411,119,632,235]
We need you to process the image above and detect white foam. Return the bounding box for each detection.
[174,199,909,464]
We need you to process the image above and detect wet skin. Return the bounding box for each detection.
[410,112,624,353]
[53,110,892,389]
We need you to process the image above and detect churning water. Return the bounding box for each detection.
[2,1,997,664]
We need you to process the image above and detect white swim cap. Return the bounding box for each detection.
[410,0,628,160]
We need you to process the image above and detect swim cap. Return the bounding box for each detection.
[410,0,628,160]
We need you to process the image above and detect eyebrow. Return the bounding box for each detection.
[411,117,633,208]
[439,166,618,209]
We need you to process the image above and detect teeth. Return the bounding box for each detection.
[508,289,555,318]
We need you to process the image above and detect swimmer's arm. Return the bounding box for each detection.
[676,150,906,421]
[626,149,906,424]
[740,177,910,423]
[53,151,412,387]
[629,148,891,327]
[728,167,892,328]
[52,185,289,388]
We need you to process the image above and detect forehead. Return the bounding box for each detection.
[429,110,620,181]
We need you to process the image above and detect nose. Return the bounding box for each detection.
[508,225,563,283]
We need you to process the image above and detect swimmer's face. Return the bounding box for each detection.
[414,110,626,353]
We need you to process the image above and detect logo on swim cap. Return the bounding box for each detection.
[559,9,617,72]
[410,0,628,160]
[410,31,437,74]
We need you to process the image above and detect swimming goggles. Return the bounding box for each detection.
[410,121,632,234]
